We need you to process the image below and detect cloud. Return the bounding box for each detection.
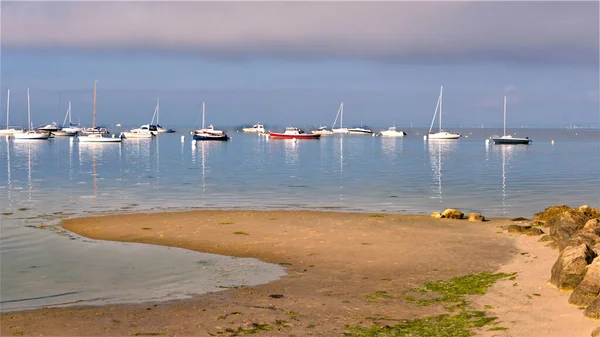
[1,1,598,65]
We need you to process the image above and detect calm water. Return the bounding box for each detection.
[1,127,599,311]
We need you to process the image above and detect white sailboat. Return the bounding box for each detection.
[79,81,121,143]
[154,99,175,133]
[492,96,532,145]
[0,89,23,136]
[427,86,461,140]
[52,101,80,136]
[331,102,348,134]
[191,101,229,141]
[13,87,50,140]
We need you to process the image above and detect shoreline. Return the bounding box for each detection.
[1,209,596,336]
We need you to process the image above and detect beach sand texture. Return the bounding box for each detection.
[1,210,598,336]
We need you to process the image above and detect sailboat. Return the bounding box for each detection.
[13,87,50,140]
[331,102,348,134]
[492,96,532,145]
[0,89,23,136]
[191,101,229,141]
[79,81,121,143]
[427,86,461,140]
[154,99,175,133]
[52,102,79,136]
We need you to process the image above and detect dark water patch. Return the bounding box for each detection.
[0,291,80,304]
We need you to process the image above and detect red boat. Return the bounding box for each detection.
[268,127,321,139]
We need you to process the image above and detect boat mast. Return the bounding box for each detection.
[92,80,97,129]
[503,95,507,137]
[156,98,160,125]
[202,101,205,129]
[340,102,344,129]
[62,101,72,127]
[428,89,441,134]
[27,87,31,131]
[6,89,9,130]
[439,86,443,132]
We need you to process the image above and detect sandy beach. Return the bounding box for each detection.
[1,210,597,336]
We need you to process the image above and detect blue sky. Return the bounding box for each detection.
[1,1,598,129]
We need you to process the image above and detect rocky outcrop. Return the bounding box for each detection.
[468,212,485,222]
[431,212,443,219]
[584,295,600,319]
[551,243,597,290]
[533,205,600,251]
[507,224,545,236]
[569,257,600,306]
[442,209,464,219]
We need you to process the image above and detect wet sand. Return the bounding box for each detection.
[1,210,594,336]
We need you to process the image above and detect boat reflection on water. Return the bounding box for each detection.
[12,139,47,203]
[381,136,403,160]
[78,142,122,198]
[283,139,299,166]
[496,144,528,216]
[428,140,458,202]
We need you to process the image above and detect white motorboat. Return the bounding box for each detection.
[311,126,334,135]
[122,128,154,139]
[380,126,406,137]
[242,123,265,133]
[13,88,50,140]
[38,122,59,133]
[331,102,348,134]
[0,89,23,136]
[138,99,175,135]
[492,96,532,145]
[347,126,373,134]
[427,86,461,140]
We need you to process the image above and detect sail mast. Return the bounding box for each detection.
[340,102,344,129]
[6,89,9,130]
[156,98,160,125]
[503,95,507,137]
[92,80,97,129]
[27,87,31,131]
[439,86,443,132]
[202,101,205,129]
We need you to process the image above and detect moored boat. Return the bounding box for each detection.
[78,133,122,143]
[311,126,334,135]
[492,96,532,145]
[347,126,373,134]
[427,86,461,140]
[380,126,407,137]
[269,127,321,139]
[242,123,265,133]
[191,101,230,141]
[13,87,50,140]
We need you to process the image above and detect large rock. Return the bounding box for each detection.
[557,229,600,251]
[468,212,485,222]
[592,327,600,337]
[584,295,600,319]
[569,257,600,306]
[584,218,600,230]
[442,209,464,219]
[431,212,443,219]
[508,224,530,233]
[551,243,597,290]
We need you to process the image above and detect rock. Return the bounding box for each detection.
[557,229,600,252]
[591,327,600,337]
[584,219,600,230]
[551,243,597,290]
[442,209,464,219]
[569,257,600,306]
[431,212,443,219]
[524,227,545,236]
[539,235,555,242]
[468,213,485,222]
[511,217,530,221]
[593,244,600,257]
[584,295,600,319]
[508,225,531,233]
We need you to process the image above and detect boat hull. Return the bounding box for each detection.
[380,131,406,137]
[492,137,531,145]
[193,134,230,141]
[122,132,153,139]
[312,130,334,135]
[79,135,122,143]
[428,132,461,140]
[52,130,78,137]
[268,132,320,139]
[13,132,51,140]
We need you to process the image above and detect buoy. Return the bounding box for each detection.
[180,135,185,143]
[112,134,115,138]
[485,139,490,145]
[551,140,555,145]
[423,135,427,141]
[192,139,197,146]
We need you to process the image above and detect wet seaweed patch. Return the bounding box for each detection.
[17,208,30,211]
[1,212,13,216]
[346,271,514,337]
[233,231,249,235]
[141,227,152,230]
[369,214,385,218]
[219,221,235,225]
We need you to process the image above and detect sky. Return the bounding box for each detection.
[1,1,598,129]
